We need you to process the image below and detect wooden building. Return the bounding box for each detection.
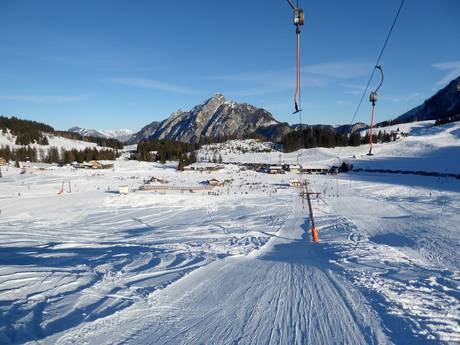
[90,160,114,169]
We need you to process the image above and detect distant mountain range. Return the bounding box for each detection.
[127,94,370,144]
[68,127,134,142]
[28,75,460,145]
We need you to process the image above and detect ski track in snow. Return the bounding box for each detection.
[57,200,387,345]
[0,120,459,344]
[53,176,460,345]
[0,162,293,344]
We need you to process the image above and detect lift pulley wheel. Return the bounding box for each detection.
[293,8,304,27]
[369,91,378,104]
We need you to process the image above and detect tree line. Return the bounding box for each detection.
[135,140,197,163]
[281,127,398,153]
[434,114,460,126]
[0,145,117,164]
[134,140,198,170]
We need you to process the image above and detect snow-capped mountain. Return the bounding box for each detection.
[68,127,134,142]
[128,94,280,144]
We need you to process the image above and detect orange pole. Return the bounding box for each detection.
[305,183,319,243]
[311,227,319,243]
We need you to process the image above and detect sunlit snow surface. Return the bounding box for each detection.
[0,120,459,344]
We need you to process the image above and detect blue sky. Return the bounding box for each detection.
[0,0,459,131]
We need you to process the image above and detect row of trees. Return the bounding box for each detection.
[434,114,460,126]
[0,145,117,164]
[50,147,117,164]
[282,128,350,152]
[0,145,39,162]
[282,127,398,153]
[361,130,398,145]
[177,151,199,171]
[135,140,198,165]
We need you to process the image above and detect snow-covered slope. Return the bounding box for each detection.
[0,129,115,154]
[352,120,460,173]
[1,120,459,344]
[212,120,460,174]
[198,139,277,161]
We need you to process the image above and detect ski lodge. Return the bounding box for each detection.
[303,166,329,174]
[290,180,302,187]
[145,176,167,184]
[80,160,114,170]
[288,165,301,173]
[269,165,284,174]
[0,157,6,166]
[183,164,223,172]
[140,184,212,193]
[207,178,225,187]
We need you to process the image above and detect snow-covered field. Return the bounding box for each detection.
[1,120,459,344]
[0,161,293,344]
[209,121,460,174]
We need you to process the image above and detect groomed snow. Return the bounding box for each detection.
[0,120,459,344]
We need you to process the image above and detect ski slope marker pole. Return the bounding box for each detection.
[305,181,320,243]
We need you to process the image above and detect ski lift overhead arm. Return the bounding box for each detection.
[374,65,384,94]
[369,65,384,106]
[368,65,384,156]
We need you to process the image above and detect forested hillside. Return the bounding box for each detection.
[0,115,123,149]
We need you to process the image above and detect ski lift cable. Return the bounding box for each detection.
[286,0,297,10]
[337,0,405,158]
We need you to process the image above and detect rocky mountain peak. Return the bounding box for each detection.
[128,94,279,144]
[208,93,226,102]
